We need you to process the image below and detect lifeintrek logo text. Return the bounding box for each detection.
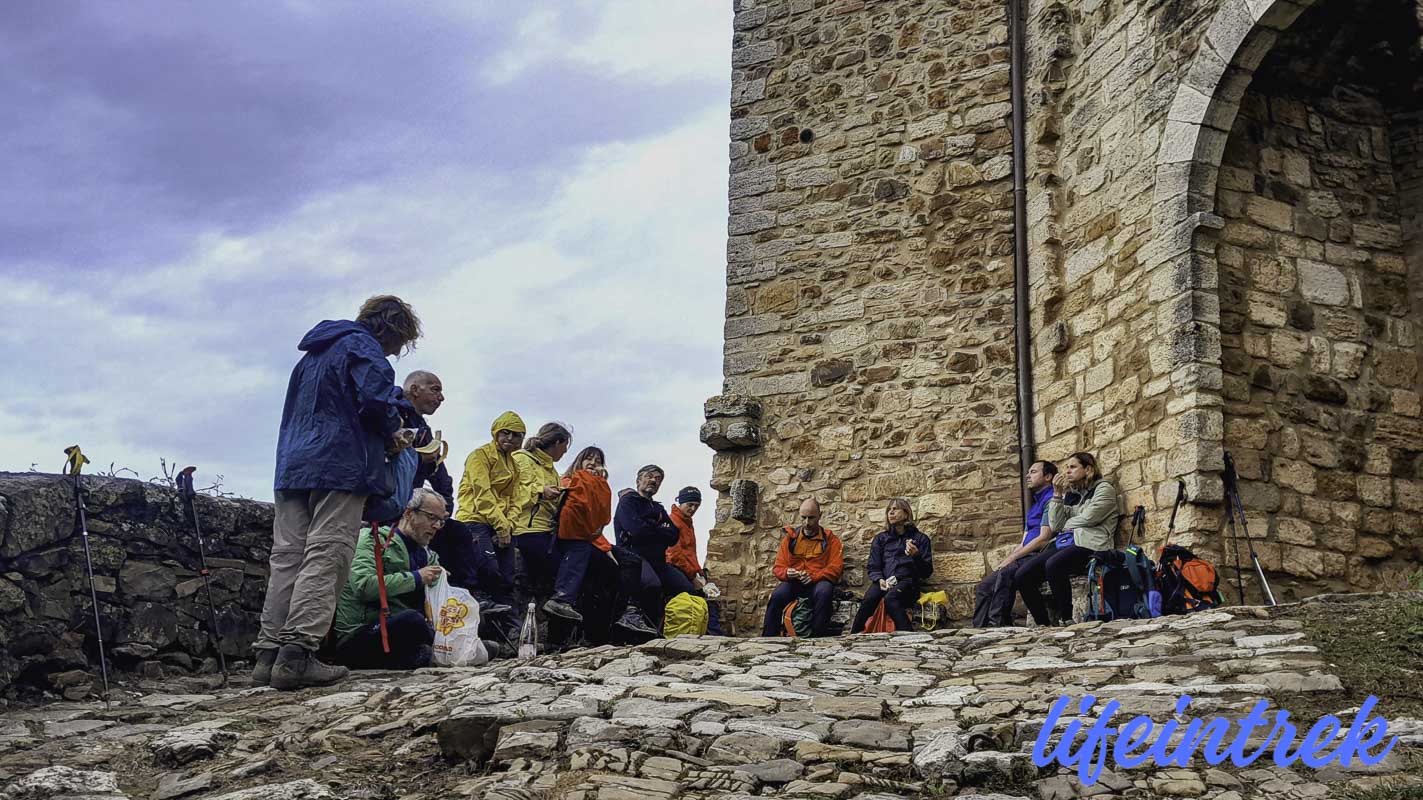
[1033,694,1398,785]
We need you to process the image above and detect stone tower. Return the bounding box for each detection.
[704,0,1423,632]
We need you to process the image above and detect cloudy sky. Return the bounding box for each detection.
[0,1,732,552]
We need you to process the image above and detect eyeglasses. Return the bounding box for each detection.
[411,507,447,528]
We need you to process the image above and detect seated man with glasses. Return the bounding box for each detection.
[333,487,447,670]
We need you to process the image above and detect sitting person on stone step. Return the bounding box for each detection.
[332,488,446,670]
[614,464,693,631]
[973,459,1057,627]
[1012,451,1118,626]
[433,411,527,619]
[762,498,844,638]
[512,422,574,612]
[545,446,658,643]
[667,485,723,635]
[852,498,934,633]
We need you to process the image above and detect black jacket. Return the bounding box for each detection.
[614,492,678,565]
[867,524,934,584]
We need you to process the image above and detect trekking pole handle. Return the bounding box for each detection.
[1167,479,1185,529]
[64,445,89,477]
[1221,452,1238,495]
[177,466,197,500]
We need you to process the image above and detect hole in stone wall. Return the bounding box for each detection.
[799,128,814,143]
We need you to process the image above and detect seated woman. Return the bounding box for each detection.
[545,446,658,642]
[1012,451,1118,626]
[512,422,574,605]
[851,498,933,633]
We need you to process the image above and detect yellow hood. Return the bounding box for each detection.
[490,411,526,437]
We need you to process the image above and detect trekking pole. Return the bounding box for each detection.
[1223,453,1276,606]
[176,467,229,685]
[1161,479,1186,552]
[1220,454,1249,604]
[1129,505,1146,547]
[371,521,392,654]
[64,446,110,701]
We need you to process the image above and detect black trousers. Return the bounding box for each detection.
[762,579,834,637]
[334,609,434,670]
[1014,544,1094,625]
[974,562,1023,628]
[852,581,917,632]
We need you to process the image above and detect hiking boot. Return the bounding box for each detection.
[476,596,513,617]
[613,607,657,636]
[269,644,349,691]
[251,648,277,687]
[542,598,583,622]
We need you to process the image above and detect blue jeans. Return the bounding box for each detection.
[762,579,834,637]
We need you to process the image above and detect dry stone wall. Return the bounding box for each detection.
[710,0,1026,632]
[0,473,273,698]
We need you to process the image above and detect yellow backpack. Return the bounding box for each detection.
[916,590,950,631]
[664,592,709,637]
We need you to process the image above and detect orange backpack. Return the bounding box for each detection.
[1157,545,1224,614]
[557,470,612,544]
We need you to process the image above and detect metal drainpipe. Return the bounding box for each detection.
[1009,0,1036,513]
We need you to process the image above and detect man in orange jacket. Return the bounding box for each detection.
[762,498,843,637]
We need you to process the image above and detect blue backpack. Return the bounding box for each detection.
[363,447,420,524]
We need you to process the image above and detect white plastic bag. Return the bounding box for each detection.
[425,573,488,667]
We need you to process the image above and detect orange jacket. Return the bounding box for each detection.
[558,470,612,553]
[772,526,843,583]
[667,505,701,580]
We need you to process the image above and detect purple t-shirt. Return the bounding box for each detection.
[1021,486,1054,546]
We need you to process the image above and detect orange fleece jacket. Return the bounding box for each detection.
[772,526,843,583]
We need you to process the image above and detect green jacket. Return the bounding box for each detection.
[334,526,438,643]
[1046,478,1119,552]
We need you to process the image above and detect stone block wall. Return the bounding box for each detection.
[710,0,1423,626]
[0,473,273,697]
[710,0,1024,631]
[1212,0,1423,601]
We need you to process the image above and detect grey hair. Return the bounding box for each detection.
[405,487,445,513]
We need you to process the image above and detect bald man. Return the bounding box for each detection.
[762,499,844,637]
[401,371,454,509]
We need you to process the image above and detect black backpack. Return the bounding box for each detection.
[1085,544,1157,621]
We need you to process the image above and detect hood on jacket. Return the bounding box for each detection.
[490,411,527,437]
[298,320,372,354]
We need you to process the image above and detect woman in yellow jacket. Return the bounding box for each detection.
[431,410,525,611]
[511,422,573,615]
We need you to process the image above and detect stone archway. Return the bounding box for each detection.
[1149,0,1423,599]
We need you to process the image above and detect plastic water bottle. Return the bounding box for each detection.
[517,602,539,660]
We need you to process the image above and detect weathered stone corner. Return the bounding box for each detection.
[700,394,763,452]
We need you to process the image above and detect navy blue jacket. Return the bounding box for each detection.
[402,404,455,510]
[614,492,679,565]
[273,320,403,495]
[866,524,934,584]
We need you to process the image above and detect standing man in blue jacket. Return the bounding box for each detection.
[613,465,692,631]
[254,295,423,691]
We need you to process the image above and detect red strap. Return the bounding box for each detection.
[371,522,391,654]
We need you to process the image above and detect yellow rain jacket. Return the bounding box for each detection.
[454,411,526,539]
[512,447,561,535]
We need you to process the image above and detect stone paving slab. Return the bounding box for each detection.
[0,599,1419,799]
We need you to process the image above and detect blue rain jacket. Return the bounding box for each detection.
[273,320,403,495]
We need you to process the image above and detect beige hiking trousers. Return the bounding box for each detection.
[255,489,367,651]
